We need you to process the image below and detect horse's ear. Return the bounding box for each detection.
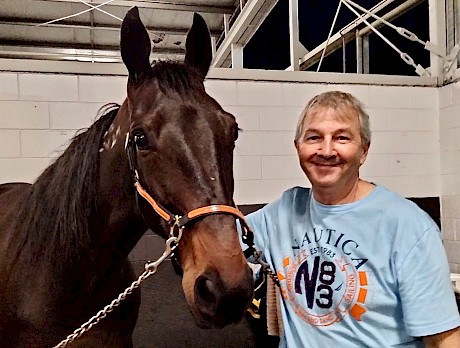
[120,7,151,82]
[184,13,212,79]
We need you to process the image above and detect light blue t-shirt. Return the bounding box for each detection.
[245,185,460,348]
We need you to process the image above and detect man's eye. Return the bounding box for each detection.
[336,135,351,142]
[305,135,320,142]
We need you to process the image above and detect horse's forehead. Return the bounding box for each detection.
[131,94,226,125]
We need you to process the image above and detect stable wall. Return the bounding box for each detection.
[439,83,460,273]
[0,66,454,269]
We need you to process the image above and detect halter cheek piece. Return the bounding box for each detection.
[124,132,259,272]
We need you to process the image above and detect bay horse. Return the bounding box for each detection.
[0,7,254,347]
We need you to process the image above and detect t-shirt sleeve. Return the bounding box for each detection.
[237,205,269,260]
[245,207,270,253]
[398,224,460,337]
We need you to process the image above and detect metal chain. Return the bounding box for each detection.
[53,226,183,348]
[241,225,280,288]
[251,249,280,287]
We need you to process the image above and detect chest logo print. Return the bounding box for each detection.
[278,252,369,326]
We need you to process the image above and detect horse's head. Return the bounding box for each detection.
[119,7,253,328]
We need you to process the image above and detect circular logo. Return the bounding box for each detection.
[284,250,361,326]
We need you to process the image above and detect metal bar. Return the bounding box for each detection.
[0,46,183,63]
[455,0,460,71]
[363,35,370,74]
[357,0,428,36]
[446,0,455,52]
[288,0,300,71]
[428,0,446,81]
[90,7,95,62]
[356,30,363,73]
[0,17,221,37]
[223,14,230,36]
[0,42,184,57]
[211,36,216,58]
[40,0,235,14]
[231,43,243,68]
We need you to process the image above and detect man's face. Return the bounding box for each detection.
[295,106,369,190]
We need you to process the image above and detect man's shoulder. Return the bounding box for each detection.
[248,186,310,219]
[279,186,311,209]
[374,185,423,211]
[373,185,437,229]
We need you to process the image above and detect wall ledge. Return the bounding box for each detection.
[0,58,438,87]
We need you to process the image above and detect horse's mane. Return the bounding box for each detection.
[152,60,206,97]
[11,63,202,273]
[13,104,120,270]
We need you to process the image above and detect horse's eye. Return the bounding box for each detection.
[133,132,149,149]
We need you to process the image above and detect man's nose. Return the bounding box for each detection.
[317,139,335,157]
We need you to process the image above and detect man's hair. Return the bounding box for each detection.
[294,91,371,146]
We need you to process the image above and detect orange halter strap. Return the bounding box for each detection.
[134,180,249,229]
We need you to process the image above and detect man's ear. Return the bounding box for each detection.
[360,142,370,165]
[294,139,300,151]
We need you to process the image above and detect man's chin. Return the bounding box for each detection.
[307,172,338,188]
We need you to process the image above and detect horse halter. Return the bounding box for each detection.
[124,132,252,237]
[124,132,279,285]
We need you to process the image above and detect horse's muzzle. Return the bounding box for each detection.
[191,266,254,328]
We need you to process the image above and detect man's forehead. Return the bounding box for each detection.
[305,106,359,125]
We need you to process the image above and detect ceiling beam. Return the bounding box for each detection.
[40,0,235,14]
[0,44,184,62]
[0,40,184,54]
[0,17,221,37]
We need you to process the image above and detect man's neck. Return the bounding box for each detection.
[313,179,375,205]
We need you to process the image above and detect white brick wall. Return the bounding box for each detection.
[1,70,458,270]
[439,82,460,273]
[0,72,113,183]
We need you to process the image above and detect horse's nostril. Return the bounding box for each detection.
[193,269,253,327]
[196,275,218,312]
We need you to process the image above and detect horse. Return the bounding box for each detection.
[0,7,254,347]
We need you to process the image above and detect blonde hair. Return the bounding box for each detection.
[295,91,371,146]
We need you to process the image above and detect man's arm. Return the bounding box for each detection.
[423,327,460,347]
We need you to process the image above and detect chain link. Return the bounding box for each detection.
[53,226,183,348]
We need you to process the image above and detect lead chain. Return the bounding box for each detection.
[53,229,182,348]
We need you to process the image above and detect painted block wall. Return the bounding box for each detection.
[0,71,453,267]
[205,81,440,204]
[439,83,460,273]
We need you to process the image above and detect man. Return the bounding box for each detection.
[244,91,460,347]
